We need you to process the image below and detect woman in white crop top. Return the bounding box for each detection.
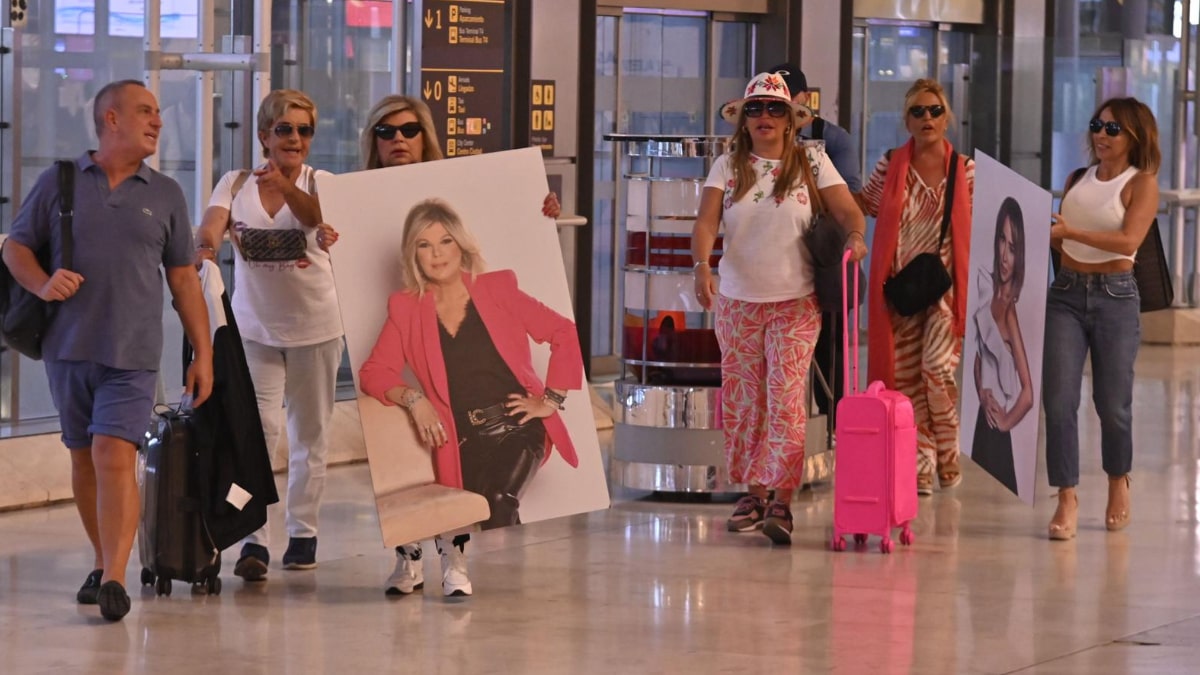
[971,197,1034,495]
[1044,97,1161,542]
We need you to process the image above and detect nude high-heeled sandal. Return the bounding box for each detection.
[1106,474,1132,532]
[1048,488,1078,541]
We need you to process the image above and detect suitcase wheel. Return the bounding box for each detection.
[853,533,868,546]
[140,567,156,587]
[830,535,846,552]
[880,537,894,554]
[191,575,222,596]
[900,527,914,546]
[155,577,173,596]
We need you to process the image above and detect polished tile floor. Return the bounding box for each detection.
[3,346,1200,674]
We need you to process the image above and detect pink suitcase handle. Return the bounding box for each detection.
[841,249,860,395]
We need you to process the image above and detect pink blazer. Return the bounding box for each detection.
[359,270,584,490]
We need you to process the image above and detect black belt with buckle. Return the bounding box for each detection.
[467,402,511,427]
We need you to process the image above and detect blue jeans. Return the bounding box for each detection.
[1042,269,1140,488]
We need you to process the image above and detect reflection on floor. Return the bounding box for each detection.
[2,346,1200,674]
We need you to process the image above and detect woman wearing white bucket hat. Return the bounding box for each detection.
[691,71,868,546]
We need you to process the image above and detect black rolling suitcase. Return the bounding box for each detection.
[137,405,222,596]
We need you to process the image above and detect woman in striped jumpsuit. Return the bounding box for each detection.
[857,79,975,496]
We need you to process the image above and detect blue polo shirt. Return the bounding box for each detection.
[7,152,195,371]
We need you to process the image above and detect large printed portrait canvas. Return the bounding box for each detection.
[318,148,610,546]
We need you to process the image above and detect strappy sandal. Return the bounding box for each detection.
[938,456,963,489]
[1048,488,1078,541]
[917,472,934,497]
[1106,474,1132,532]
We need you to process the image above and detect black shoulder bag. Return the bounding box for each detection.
[882,152,957,317]
[0,160,75,360]
[800,150,865,313]
[1053,166,1174,313]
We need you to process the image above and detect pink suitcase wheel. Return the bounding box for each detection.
[900,527,914,546]
[853,534,868,545]
[831,536,847,552]
[880,537,894,554]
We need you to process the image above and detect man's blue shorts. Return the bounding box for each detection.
[44,360,157,449]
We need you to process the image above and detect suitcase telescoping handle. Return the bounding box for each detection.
[841,249,860,396]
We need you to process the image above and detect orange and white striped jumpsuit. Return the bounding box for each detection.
[859,153,976,478]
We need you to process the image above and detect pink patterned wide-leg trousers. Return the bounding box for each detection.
[715,294,822,490]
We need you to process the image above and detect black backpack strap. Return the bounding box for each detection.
[938,152,959,248]
[55,160,75,271]
[811,117,825,141]
[1064,166,1087,196]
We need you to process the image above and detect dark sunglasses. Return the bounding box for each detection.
[1089,118,1123,137]
[272,123,315,138]
[373,122,423,140]
[743,101,791,119]
[908,104,946,119]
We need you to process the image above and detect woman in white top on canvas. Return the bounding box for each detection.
[1044,97,1160,540]
[971,197,1033,495]
[690,71,867,546]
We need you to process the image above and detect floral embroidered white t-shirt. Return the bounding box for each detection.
[702,149,845,302]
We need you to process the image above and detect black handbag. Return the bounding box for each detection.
[1133,219,1174,312]
[800,151,866,313]
[234,227,308,262]
[0,160,75,360]
[1055,167,1174,313]
[882,152,958,317]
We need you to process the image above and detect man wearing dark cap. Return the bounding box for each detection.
[768,62,861,425]
[768,63,861,192]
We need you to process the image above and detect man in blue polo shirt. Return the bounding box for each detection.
[768,63,862,424]
[2,79,213,622]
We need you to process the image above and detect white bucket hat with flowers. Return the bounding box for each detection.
[720,71,812,126]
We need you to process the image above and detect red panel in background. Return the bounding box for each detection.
[346,1,393,28]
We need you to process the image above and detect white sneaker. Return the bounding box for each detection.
[384,544,424,596]
[437,537,472,597]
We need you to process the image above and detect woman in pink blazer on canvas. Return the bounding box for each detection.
[360,197,583,531]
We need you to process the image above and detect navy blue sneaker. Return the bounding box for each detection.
[76,569,103,604]
[282,537,317,570]
[234,543,270,581]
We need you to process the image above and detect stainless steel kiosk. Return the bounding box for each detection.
[605,133,832,493]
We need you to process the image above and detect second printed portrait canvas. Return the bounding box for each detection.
[960,152,1052,505]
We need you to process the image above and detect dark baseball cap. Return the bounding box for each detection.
[767,63,807,96]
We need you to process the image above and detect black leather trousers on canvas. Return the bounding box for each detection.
[457,413,547,530]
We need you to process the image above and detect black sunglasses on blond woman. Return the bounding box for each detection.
[373,122,423,140]
[743,101,791,119]
[908,104,946,119]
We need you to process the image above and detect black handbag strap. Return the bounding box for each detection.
[55,160,75,270]
[936,152,958,249]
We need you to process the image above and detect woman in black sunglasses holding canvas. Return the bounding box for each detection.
[856,78,975,497]
[356,95,561,599]
[196,89,344,580]
[1043,98,1160,541]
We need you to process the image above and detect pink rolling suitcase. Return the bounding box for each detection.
[830,251,917,554]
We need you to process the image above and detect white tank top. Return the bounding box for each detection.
[1060,165,1138,264]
